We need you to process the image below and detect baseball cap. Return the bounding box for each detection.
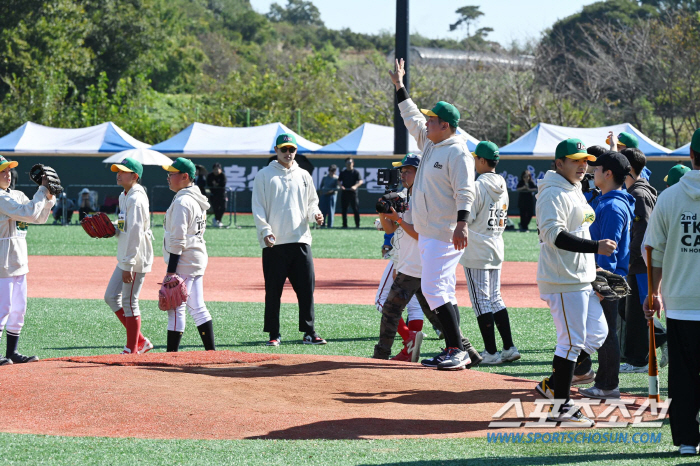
[420,101,460,128]
[276,133,297,148]
[605,131,639,148]
[162,157,196,179]
[392,153,421,168]
[472,141,499,160]
[664,164,690,186]
[691,128,700,153]
[555,138,596,161]
[588,151,631,177]
[0,155,18,171]
[111,157,143,179]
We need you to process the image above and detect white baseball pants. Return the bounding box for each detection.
[0,274,27,336]
[464,267,506,316]
[167,274,212,332]
[418,236,463,311]
[104,265,146,317]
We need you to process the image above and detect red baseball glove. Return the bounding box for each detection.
[81,212,116,238]
[158,275,188,311]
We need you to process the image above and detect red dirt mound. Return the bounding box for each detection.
[52,350,280,367]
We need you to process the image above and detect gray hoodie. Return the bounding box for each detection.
[163,185,210,276]
[115,183,153,274]
[536,171,597,294]
[460,172,509,269]
[646,169,700,312]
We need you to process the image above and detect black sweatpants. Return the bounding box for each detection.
[667,317,700,447]
[210,195,226,222]
[341,191,360,228]
[262,243,315,337]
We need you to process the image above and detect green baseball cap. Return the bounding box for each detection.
[472,141,499,160]
[276,133,297,148]
[162,157,196,179]
[421,101,460,128]
[606,131,638,148]
[691,128,700,153]
[111,157,143,179]
[555,138,596,161]
[664,164,690,186]
[0,155,18,171]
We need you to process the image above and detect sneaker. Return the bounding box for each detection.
[302,333,327,345]
[548,402,595,427]
[465,346,483,368]
[535,377,554,399]
[434,327,444,340]
[500,346,521,362]
[572,369,596,385]
[405,331,424,363]
[8,353,38,363]
[0,356,13,366]
[266,335,281,347]
[479,351,503,365]
[437,348,470,371]
[421,348,448,368]
[619,362,648,373]
[138,337,154,355]
[579,386,621,399]
[391,348,411,361]
[679,445,699,456]
[659,342,669,368]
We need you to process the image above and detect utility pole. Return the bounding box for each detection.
[394,0,409,155]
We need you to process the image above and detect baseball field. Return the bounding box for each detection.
[0,214,688,465]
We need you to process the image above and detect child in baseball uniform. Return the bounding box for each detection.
[0,156,55,365]
[104,157,154,355]
[460,142,520,365]
[162,157,216,352]
[535,138,616,426]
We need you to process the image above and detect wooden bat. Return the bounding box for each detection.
[646,245,660,402]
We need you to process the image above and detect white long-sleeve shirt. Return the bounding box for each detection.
[252,160,321,248]
[0,186,55,277]
[114,184,153,273]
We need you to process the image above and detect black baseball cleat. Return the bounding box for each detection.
[302,333,327,345]
[8,353,39,364]
[0,356,13,366]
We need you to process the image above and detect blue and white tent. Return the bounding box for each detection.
[499,123,672,156]
[151,122,320,155]
[670,143,690,156]
[0,122,149,153]
[314,123,479,155]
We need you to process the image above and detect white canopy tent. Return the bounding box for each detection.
[101,148,173,166]
[0,121,149,153]
[150,122,321,154]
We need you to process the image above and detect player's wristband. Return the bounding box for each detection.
[167,253,181,274]
[396,87,409,103]
[396,218,403,225]
[457,210,469,223]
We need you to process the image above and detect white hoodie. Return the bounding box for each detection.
[460,172,508,270]
[163,186,210,276]
[646,169,700,314]
[114,184,153,273]
[252,160,321,248]
[536,170,597,294]
[0,186,55,278]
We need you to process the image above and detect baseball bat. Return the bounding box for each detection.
[645,245,661,402]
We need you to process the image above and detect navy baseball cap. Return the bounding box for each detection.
[392,153,421,168]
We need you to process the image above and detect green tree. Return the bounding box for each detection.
[449,6,484,37]
[267,0,324,26]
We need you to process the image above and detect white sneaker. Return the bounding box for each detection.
[500,346,521,362]
[679,445,698,456]
[579,386,621,399]
[658,342,668,368]
[138,338,154,354]
[572,369,595,386]
[548,402,595,427]
[620,362,648,373]
[479,351,503,365]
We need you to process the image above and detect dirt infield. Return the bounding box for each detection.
[28,256,544,308]
[0,351,660,440]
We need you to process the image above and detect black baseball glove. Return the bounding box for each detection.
[29,164,63,196]
[592,269,632,301]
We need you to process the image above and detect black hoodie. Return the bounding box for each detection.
[627,178,657,275]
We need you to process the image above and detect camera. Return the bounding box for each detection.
[377,168,400,190]
[376,191,408,213]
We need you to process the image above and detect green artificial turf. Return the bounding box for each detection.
[27,214,540,261]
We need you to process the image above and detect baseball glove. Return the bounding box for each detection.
[592,270,632,301]
[81,212,116,238]
[29,164,63,196]
[158,275,188,311]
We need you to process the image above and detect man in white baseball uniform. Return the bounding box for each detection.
[162,157,216,352]
[460,142,520,365]
[0,156,55,365]
[534,138,616,426]
[104,157,154,355]
[390,58,479,370]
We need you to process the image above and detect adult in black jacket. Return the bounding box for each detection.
[206,163,227,227]
[338,157,363,228]
[516,170,537,231]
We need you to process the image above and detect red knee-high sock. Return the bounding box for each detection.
[408,319,423,332]
[397,317,410,342]
[125,316,141,353]
[115,309,145,345]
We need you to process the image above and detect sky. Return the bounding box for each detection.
[249,0,599,48]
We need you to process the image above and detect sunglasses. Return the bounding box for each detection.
[279,146,297,153]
